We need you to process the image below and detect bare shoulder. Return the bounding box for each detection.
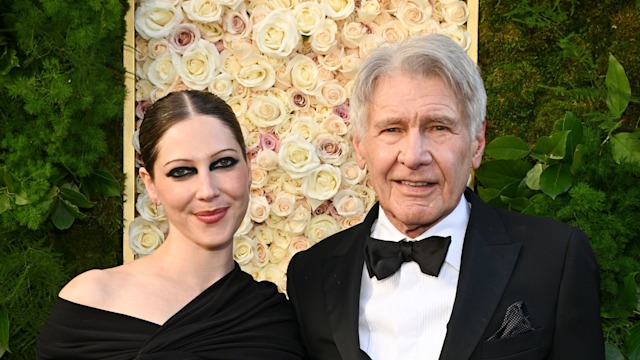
[59,266,133,308]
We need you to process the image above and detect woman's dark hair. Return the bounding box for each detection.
[139,90,246,178]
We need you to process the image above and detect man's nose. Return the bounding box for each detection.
[399,130,432,169]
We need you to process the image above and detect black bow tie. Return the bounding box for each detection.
[364,235,452,280]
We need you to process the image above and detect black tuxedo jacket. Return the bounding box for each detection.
[287,189,604,360]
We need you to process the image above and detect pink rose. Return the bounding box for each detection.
[168,23,200,54]
[259,132,280,152]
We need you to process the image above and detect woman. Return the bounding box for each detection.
[37,90,306,359]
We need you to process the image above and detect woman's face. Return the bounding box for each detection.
[140,115,251,250]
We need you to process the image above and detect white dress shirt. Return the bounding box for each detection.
[358,195,470,360]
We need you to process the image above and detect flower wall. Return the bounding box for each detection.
[131,0,472,291]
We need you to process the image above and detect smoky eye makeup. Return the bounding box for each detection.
[166,167,196,179]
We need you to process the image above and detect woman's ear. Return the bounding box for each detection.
[139,167,158,204]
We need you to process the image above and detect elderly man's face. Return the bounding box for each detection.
[353,73,485,238]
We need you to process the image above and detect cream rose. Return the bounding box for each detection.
[135,1,184,40]
[254,224,275,245]
[288,235,310,255]
[321,0,355,20]
[340,159,367,185]
[251,167,269,188]
[257,263,286,289]
[357,0,382,22]
[181,0,223,23]
[235,209,253,236]
[439,23,471,51]
[333,189,365,216]
[235,55,276,91]
[245,95,288,128]
[286,204,312,234]
[135,192,167,222]
[233,234,256,266]
[128,217,165,255]
[341,21,366,49]
[318,47,343,71]
[268,244,289,265]
[310,19,338,54]
[265,169,287,193]
[219,0,244,9]
[227,95,248,118]
[338,54,362,80]
[271,191,297,217]
[443,0,469,26]
[278,134,321,178]
[252,242,270,267]
[289,54,320,95]
[321,114,349,135]
[249,195,270,223]
[315,79,347,107]
[136,36,149,62]
[352,183,377,211]
[196,21,224,43]
[272,228,292,248]
[294,2,325,36]
[305,213,340,244]
[304,164,342,201]
[253,8,301,59]
[396,0,432,34]
[378,19,409,43]
[136,79,154,102]
[255,148,279,171]
[172,39,220,90]
[208,72,234,99]
[341,214,365,229]
[358,33,383,58]
[147,37,170,59]
[147,52,178,89]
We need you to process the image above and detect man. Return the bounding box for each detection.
[287,34,603,360]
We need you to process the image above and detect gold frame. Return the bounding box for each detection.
[121,0,480,263]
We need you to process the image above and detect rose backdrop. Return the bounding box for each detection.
[131,0,471,292]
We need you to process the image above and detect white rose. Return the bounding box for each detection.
[341,214,365,229]
[333,189,365,216]
[352,183,377,211]
[149,86,169,103]
[208,73,234,99]
[421,18,442,34]
[147,52,178,89]
[257,263,286,289]
[227,95,248,118]
[235,54,276,91]
[396,0,432,34]
[321,0,355,20]
[254,224,275,245]
[271,191,297,217]
[339,54,362,80]
[289,54,320,95]
[340,159,367,185]
[315,80,347,107]
[341,21,366,48]
[358,33,383,59]
[245,130,261,149]
[128,217,165,255]
[266,87,293,113]
[181,0,223,23]
[245,95,288,128]
[305,213,340,244]
[286,204,312,234]
[219,0,244,9]
[443,0,469,26]
[265,169,287,193]
[172,39,220,90]
[235,209,253,236]
[357,0,382,22]
[253,9,301,59]
[278,134,321,178]
[136,79,153,102]
[135,36,149,62]
[255,149,279,171]
[233,234,256,265]
[253,242,270,267]
[135,192,167,222]
[294,2,326,36]
[318,47,343,71]
[304,164,342,201]
[310,19,338,54]
[321,114,349,135]
[268,244,289,265]
[439,23,471,51]
[197,21,224,43]
[272,228,292,248]
[249,195,271,223]
[135,1,184,40]
[282,177,304,197]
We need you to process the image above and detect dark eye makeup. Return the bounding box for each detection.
[165,157,239,179]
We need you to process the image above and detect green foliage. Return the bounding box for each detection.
[0,237,68,359]
[0,0,127,357]
[477,51,640,357]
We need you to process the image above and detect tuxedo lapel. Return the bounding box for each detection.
[439,190,521,360]
[322,206,378,360]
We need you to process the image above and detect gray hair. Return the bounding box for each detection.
[350,33,486,140]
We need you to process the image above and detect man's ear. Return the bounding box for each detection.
[471,121,486,169]
[139,167,158,203]
[352,135,367,170]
